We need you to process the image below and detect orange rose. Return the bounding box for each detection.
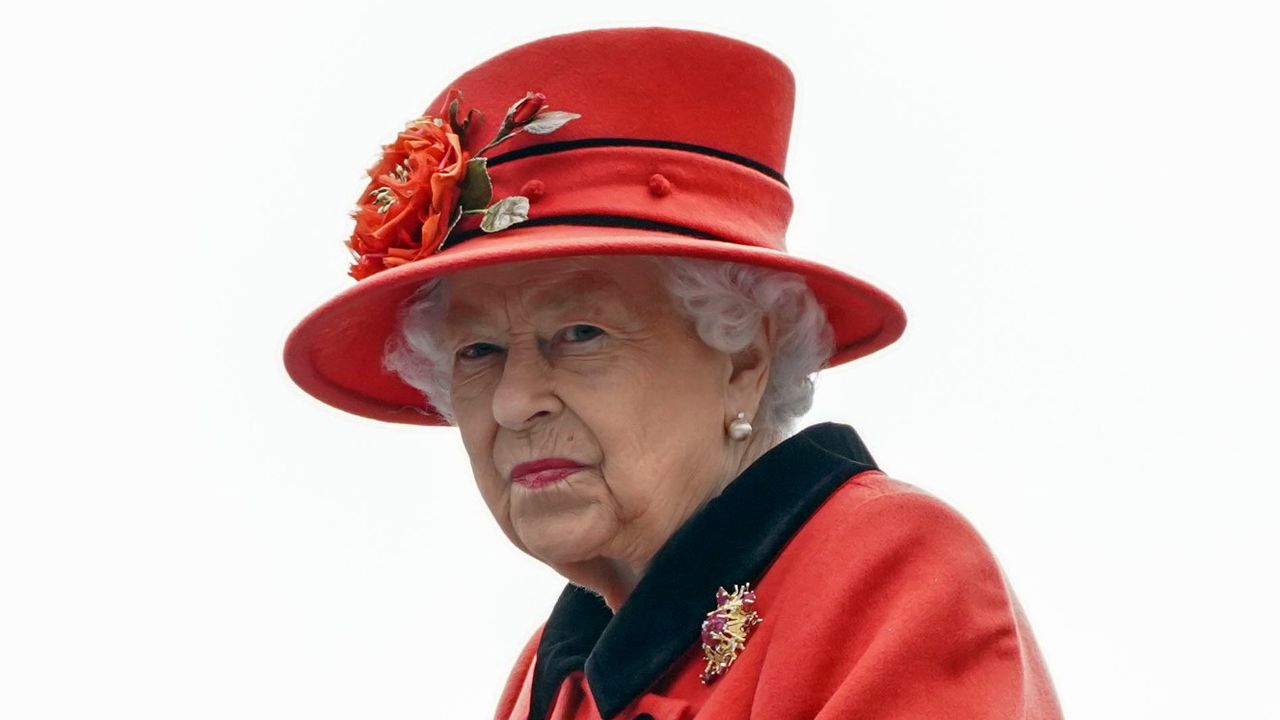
[345,118,468,280]
[342,89,579,280]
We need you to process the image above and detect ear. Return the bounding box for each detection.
[725,314,774,421]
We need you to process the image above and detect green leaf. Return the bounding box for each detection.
[463,108,480,132]
[448,98,480,136]
[479,196,530,232]
[522,110,580,135]
[436,204,465,252]
[447,98,462,133]
[458,157,492,211]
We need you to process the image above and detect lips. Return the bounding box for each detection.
[509,457,586,489]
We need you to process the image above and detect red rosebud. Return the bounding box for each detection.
[510,92,546,125]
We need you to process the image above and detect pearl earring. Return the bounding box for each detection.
[728,412,753,441]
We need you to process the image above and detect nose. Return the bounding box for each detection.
[491,340,563,430]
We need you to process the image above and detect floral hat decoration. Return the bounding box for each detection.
[283,26,907,425]
[346,89,580,280]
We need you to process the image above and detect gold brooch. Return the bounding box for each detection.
[699,583,763,684]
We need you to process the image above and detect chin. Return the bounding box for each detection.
[513,511,618,566]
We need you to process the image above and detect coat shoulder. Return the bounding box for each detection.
[811,468,991,548]
[777,468,1014,609]
[752,469,1065,719]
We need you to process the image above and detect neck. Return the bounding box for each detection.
[556,557,643,611]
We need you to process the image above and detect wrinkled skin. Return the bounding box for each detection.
[440,255,775,609]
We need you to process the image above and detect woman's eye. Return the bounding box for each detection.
[559,324,605,343]
[456,342,502,361]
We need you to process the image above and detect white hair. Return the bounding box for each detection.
[383,255,835,440]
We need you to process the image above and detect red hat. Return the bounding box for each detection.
[283,26,906,425]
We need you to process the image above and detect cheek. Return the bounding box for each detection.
[451,361,501,406]
[456,410,508,518]
[603,337,724,425]
[563,344,726,506]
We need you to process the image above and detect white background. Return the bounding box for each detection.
[2,1,1277,718]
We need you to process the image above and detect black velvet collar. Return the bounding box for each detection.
[526,422,879,720]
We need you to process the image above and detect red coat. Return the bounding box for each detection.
[493,423,1063,720]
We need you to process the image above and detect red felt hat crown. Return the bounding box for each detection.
[283,26,907,425]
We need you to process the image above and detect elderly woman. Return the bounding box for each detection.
[284,27,1062,720]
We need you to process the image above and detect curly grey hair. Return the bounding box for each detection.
[383,255,835,441]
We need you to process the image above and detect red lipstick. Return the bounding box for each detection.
[509,458,585,489]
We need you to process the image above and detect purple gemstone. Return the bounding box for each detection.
[703,616,724,639]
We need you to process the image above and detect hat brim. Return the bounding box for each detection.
[282,224,906,425]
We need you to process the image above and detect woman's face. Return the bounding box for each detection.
[440,255,761,575]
